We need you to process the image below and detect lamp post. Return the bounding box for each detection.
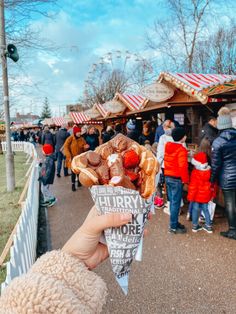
[0,0,15,191]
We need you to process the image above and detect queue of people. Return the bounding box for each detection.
[12,107,236,240]
[1,106,235,313]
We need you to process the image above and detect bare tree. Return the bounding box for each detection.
[147,0,211,72]
[82,57,154,107]
[0,0,58,114]
[5,0,58,49]
[194,24,236,74]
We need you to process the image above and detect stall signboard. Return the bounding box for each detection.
[140,82,174,102]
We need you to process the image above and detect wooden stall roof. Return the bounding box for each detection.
[53,117,67,126]
[115,93,148,111]
[84,105,103,119]
[158,72,236,104]
[95,103,110,118]
[70,112,90,124]
[42,118,55,126]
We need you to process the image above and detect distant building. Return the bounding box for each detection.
[66,104,84,113]
[13,112,40,124]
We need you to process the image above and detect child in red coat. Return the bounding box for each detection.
[188,152,215,233]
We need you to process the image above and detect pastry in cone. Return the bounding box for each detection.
[71,134,159,199]
[79,168,99,187]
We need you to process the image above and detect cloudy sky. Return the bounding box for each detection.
[5,0,235,117]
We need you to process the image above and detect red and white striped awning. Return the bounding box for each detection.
[70,112,89,124]
[115,93,147,111]
[53,117,67,126]
[159,72,236,104]
[95,103,110,118]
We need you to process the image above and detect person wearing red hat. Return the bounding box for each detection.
[64,126,88,191]
[188,152,216,233]
[39,144,57,207]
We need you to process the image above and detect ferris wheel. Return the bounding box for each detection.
[83,50,154,105]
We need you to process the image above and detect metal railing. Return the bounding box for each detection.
[1,141,39,292]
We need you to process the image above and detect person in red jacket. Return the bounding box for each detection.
[187,152,215,233]
[164,127,189,234]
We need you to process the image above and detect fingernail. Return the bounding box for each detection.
[121,213,132,222]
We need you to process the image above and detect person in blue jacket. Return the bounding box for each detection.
[211,107,236,240]
[39,144,57,207]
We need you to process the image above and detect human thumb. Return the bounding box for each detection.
[88,213,132,234]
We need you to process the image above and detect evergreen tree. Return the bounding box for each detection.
[41,97,52,119]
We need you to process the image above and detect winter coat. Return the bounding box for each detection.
[63,134,86,168]
[55,128,70,153]
[42,130,55,147]
[211,129,236,189]
[39,154,56,185]
[187,160,213,203]
[0,250,107,313]
[154,124,164,143]
[156,134,173,168]
[164,142,189,183]
[102,131,114,143]
[138,132,155,146]
[127,129,139,142]
[85,134,99,151]
[199,122,218,144]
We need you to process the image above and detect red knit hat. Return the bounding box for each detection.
[73,126,81,135]
[42,144,54,155]
[193,152,208,164]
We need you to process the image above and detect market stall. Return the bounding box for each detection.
[124,72,236,143]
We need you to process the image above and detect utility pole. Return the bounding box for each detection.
[0,0,15,192]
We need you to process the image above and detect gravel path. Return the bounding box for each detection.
[49,176,236,314]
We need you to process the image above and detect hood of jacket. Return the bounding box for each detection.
[219,128,236,141]
[165,142,184,156]
[191,157,210,171]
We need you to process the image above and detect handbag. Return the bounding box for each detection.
[202,200,216,221]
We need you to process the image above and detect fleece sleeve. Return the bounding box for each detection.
[0,250,107,314]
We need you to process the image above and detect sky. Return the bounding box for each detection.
[4,0,236,117]
[7,0,165,116]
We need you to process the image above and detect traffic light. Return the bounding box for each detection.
[6,44,19,62]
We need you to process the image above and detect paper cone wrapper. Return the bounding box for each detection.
[90,185,152,295]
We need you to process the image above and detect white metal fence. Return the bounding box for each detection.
[1,142,39,292]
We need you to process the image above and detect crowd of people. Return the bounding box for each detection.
[2,106,235,312]
[11,107,236,240]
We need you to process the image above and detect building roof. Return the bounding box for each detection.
[95,103,109,118]
[53,117,67,126]
[70,112,89,124]
[158,72,236,104]
[115,93,147,111]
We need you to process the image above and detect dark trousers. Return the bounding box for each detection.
[56,151,68,176]
[223,189,236,230]
[71,172,81,186]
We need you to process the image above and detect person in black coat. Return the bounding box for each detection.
[126,119,139,142]
[102,126,114,143]
[39,144,57,207]
[84,126,99,151]
[42,126,55,149]
[55,125,70,177]
[211,107,236,240]
[199,116,218,144]
[139,121,155,146]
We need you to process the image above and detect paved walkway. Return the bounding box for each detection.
[49,175,236,314]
